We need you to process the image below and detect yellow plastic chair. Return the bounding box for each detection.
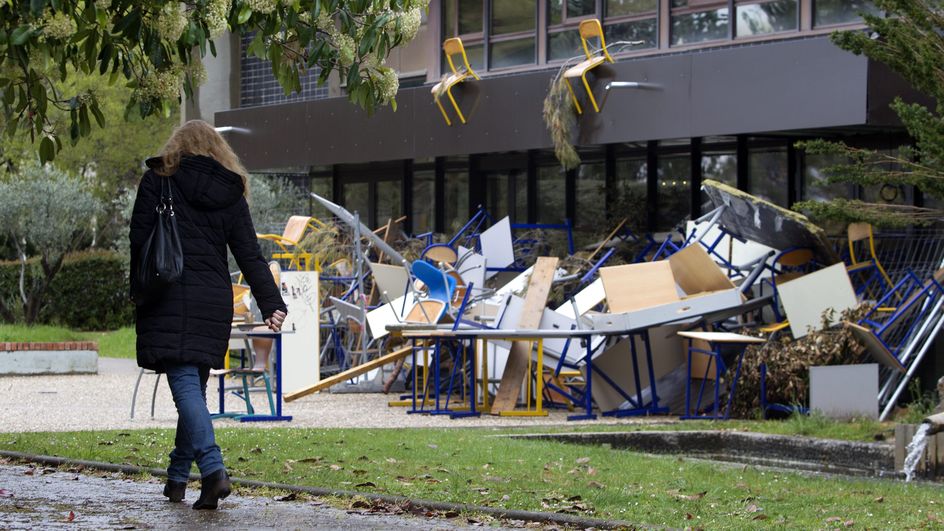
[256,215,322,270]
[563,19,615,114]
[432,37,480,126]
[846,222,893,294]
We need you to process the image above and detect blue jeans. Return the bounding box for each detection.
[164,364,224,482]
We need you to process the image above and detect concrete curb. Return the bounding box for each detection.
[505,431,897,478]
[0,450,645,530]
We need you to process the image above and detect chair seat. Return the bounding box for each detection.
[564,56,606,78]
[431,71,472,96]
[846,261,876,273]
[211,367,267,376]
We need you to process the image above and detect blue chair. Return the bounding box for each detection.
[406,260,457,324]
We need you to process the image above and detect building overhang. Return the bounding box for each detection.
[216,36,921,170]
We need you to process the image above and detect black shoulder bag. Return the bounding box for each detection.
[135,175,184,298]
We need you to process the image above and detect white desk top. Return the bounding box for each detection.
[676,331,766,344]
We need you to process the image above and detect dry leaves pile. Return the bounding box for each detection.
[731,305,871,418]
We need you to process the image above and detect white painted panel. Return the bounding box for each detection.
[555,278,605,318]
[778,263,857,339]
[279,271,321,394]
[368,262,410,300]
[457,246,487,293]
[810,364,878,419]
[480,216,515,276]
[366,292,417,339]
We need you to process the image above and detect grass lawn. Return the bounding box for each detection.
[0,324,135,359]
[2,427,935,528]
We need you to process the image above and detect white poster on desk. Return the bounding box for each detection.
[278,271,321,394]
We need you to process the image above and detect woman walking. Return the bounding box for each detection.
[129,120,287,510]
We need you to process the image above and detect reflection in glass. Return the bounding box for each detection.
[749,146,788,206]
[548,29,581,61]
[515,171,529,223]
[671,8,729,46]
[736,0,797,36]
[311,176,333,219]
[657,155,691,230]
[485,172,509,221]
[444,169,469,234]
[444,43,484,73]
[613,158,648,232]
[537,165,566,224]
[490,38,536,69]
[444,0,456,36]
[607,0,658,17]
[575,163,606,233]
[802,153,850,202]
[343,182,370,221]
[860,148,910,206]
[606,18,658,50]
[492,0,536,35]
[458,0,483,34]
[567,0,596,17]
[549,0,563,25]
[412,169,435,233]
[376,180,402,225]
[701,152,736,211]
[814,0,879,27]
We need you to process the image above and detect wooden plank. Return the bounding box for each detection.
[490,257,559,414]
[668,245,735,295]
[845,322,906,372]
[284,344,415,402]
[599,261,679,313]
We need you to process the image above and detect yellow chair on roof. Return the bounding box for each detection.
[563,19,614,114]
[432,37,480,126]
[256,215,323,271]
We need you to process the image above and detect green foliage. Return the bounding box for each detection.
[0,166,103,323]
[0,324,135,357]
[0,250,132,330]
[542,75,580,170]
[0,0,428,164]
[794,0,944,226]
[898,377,938,424]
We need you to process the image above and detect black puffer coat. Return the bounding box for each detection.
[129,155,287,372]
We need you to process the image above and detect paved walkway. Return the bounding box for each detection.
[0,357,672,432]
[0,464,506,530]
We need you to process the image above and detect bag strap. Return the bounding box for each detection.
[157,176,175,216]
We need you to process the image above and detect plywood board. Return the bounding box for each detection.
[668,245,736,295]
[599,261,679,313]
[279,271,321,395]
[809,364,878,419]
[778,263,857,339]
[480,216,515,275]
[846,322,906,372]
[490,257,559,413]
[554,278,605,318]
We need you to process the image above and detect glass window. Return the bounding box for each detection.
[736,0,798,36]
[671,2,729,46]
[549,0,563,25]
[802,152,851,202]
[376,180,402,225]
[458,0,483,34]
[702,147,737,210]
[490,37,536,68]
[343,182,370,221]
[748,145,788,206]
[443,42,485,73]
[485,171,510,221]
[444,165,469,234]
[814,0,879,27]
[657,154,692,230]
[575,162,606,233]
[548,29,581,61]
[567,0,596,18]
[310,174,332,219]
[605,18,658,50]
[492,0,536,35]
[613,157,648,232]
[607,0,657,17]
[412,168,435,234]
[537,165,567,224]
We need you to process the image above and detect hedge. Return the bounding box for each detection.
[0,250,133,331]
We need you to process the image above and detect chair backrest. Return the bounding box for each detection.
[775,247,814,268]
[578,19,613,63]
[268,261,281,286]
[443,37,470,74]
[282,215,313,242]
[412,260,457,306]
[847,222,875,264]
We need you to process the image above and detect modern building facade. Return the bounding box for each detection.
[195,0,928,243]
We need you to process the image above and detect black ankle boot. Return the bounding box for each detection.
[192,469,231,510]
[163,480,187,502]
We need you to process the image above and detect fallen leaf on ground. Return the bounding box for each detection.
[329,464,343,471]
[250,447,262,453]
[587,481,605,489]
[686,513,694,520]
[746,503,762,513]
[274,492,297,501]
[576,457,591,465]
[66,511,75,522]
[0,489,12,498]
[428,444,438,449]
[350,499,370,509]
[355,482,376,488]
[668,489,706,501]
[873,496,884,503]
[385,458,399,464]
[752,514,769,521]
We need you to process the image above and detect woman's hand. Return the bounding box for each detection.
[265,310,287,332]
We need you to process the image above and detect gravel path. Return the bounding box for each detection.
[0,357,670,433]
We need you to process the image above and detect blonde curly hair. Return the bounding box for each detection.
[154,119,250,195]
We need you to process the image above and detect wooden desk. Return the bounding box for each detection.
[214,325,293,422]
